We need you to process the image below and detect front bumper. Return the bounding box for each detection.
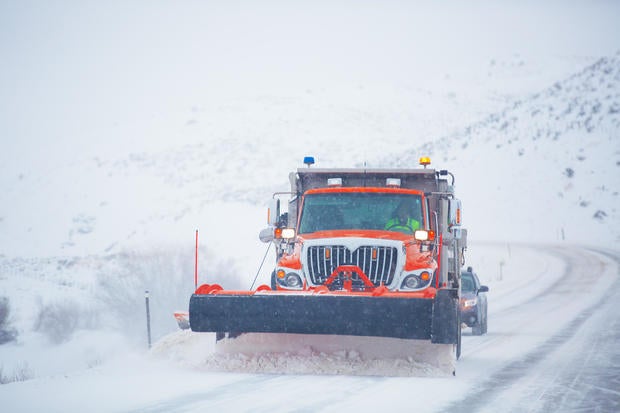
[460,307,479,327]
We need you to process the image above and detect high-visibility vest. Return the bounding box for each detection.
[385,217,420,234]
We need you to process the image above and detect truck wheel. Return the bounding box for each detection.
[270,271,277,290]
[472,308,483,335]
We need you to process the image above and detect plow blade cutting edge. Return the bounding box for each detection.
[189,294,443,340]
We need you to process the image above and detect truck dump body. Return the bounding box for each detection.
[293,168,443,193]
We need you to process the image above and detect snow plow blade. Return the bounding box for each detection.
[189,293,435,340]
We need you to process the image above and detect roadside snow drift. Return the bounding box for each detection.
[151,331,455,377]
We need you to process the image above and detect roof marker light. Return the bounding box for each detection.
[304,156,315,167]
[327,178,342,187]
[419,157,431,168]
[386,178,401,187]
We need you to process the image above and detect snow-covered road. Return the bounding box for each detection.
[2,2,619,412]
[445,246,620,413]
[2,244,618,413]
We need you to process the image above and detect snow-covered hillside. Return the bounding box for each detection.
[387,53,620,244]
[0,1,619,409]
[2,1,619,259]
[1,53,617,257]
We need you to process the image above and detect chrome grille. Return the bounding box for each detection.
[306,245,398,288]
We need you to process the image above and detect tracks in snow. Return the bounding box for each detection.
[442,246,620,413]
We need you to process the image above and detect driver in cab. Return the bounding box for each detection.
[385,202,420,234]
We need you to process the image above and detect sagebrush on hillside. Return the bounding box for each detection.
[0,297,17,345]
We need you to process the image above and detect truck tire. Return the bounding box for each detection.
[472,308,485,335]
[270,271,277,290]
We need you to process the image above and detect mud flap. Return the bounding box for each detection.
[189,294,434,340]
[430,288,459,344]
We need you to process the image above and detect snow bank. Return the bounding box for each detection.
[151,330,455,377]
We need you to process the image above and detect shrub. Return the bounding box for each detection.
[0,362,34,384]
[33,300,81,344]
[96,247,245,343]
[0,297,17,345]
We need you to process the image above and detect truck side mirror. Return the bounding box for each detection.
[267,199,280,226]
[259,227,274,243]
[478,285,489,293]
[448,199,462,239]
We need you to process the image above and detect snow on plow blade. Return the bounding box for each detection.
[189,293,434,340]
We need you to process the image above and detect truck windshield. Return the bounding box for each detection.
[298,193,423,234]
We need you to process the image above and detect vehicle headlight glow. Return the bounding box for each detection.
[462,298,477,308]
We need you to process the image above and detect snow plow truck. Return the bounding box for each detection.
[189,157,468,358]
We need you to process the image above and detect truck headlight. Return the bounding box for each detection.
[285,273,302,288]
[399,269,434,291]
[276,269,303,289]
[402,275,420,289]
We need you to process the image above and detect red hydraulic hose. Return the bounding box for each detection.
[436,233,442,288]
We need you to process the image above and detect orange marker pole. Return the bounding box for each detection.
[195,229,199,290]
